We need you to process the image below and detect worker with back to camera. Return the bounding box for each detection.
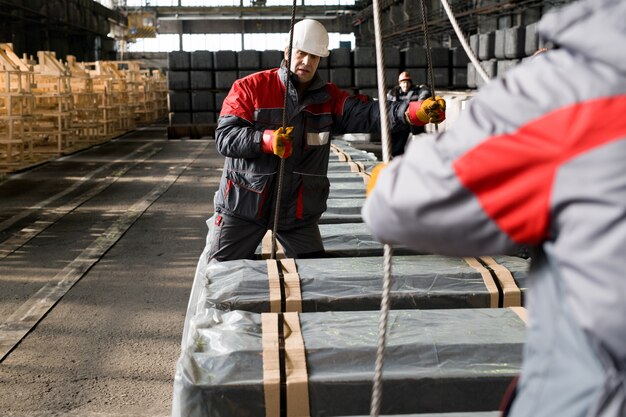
[386,71,432,156]
[363,0,626,416]
[209,18,445,261]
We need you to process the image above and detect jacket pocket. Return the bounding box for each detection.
[295,174,330,219]
[223,170,273,220]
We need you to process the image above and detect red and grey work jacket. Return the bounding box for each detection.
[215,66,407,226]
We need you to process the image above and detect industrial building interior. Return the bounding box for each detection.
[0,1,596,417]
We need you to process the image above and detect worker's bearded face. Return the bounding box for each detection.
[285,48,320,84]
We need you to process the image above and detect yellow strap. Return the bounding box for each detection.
[280,258,303,313]
[266,260,282,313]
[480,256,522,307]
[283,312,310,417]
[267,259,302,312]
[261,313,281,417]
[262,230,286,259]
[463,257,499,308]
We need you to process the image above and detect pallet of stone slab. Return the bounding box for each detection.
[172,307,526,417]
[257,222,420,258]
[197,255,529,313]
[331,140,378,162]
[320,197,364,223]
[328,159,375,174]
[328,179,366,199]
[344,413,499,417]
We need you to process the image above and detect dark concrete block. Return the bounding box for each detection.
[237,50,261,70]
[168,51,190,71]
[505,26,526,59]
[190,71,213,90]
[191,91,215,112]
[213,50,237,70]
[168,91,191,112]
[167,71,189,91]
[190,51,213,70]
[329,48,352,68]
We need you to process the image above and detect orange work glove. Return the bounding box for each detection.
[406,96,446,126]
[366,163,387,197]
[262,126,294,158]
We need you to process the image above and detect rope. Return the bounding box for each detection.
[369,0,394,414]
[420,0,436,100]
[270,0,298,259]
[439,0,490,83]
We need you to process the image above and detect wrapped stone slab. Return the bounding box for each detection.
[320,198,364,223]
[345,413,499,417]
[172,308,525,417]
[328,180,366,199]
[257,222,419,258]
[200,255,516,313]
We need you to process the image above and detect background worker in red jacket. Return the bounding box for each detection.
[386,71,431,156]
[208,19,445,261]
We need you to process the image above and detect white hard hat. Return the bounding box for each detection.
[288,19,330,58]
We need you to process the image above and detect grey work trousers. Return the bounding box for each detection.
[207,212,325,261]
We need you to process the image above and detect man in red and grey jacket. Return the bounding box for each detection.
[208,19,444,261]
[364,0,626,415]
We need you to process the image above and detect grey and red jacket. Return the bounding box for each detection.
[215,66,407,226]
[364,0,626,416]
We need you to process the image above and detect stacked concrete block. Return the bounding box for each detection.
[317,55,330,84]
[451,47,470,88]
[329,48,352,90]
[462,22,552,90]
[497,59,520,77]
[494,29,506,59]
[525,22,540,56]
[261,50,283,70]
[403,46,428,87]
[505,26,526,59]
[477,59,497,88]
[478,32,495,60]
[167,51,192,126]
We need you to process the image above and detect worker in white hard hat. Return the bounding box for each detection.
[386,70,433,156]
[207,19,446,261]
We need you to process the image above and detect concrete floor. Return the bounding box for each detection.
[0,126,224,416]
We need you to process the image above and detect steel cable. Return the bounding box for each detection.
[369,0,394,413]
[271,0,298,259]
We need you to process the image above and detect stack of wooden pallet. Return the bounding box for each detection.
[0,43,35,170]
[66,55,100,146]
[29,51,77,156]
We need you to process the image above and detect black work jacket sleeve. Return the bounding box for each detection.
[331,93,410,135]
[215,115,264,159]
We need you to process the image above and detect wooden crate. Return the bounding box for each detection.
[29,51,77,156]
[0,43,36,171]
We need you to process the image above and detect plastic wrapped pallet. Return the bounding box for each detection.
[319,198,364,223]
[189,71,213,90]
[254,222,419,258]
[172,307,525,417]
[238,50,261,70]
[345,413,499,417]
[328,181,365,199]
[197,255,529,312]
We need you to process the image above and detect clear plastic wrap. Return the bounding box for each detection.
[173,308,525,417]
[203,255,528,312]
